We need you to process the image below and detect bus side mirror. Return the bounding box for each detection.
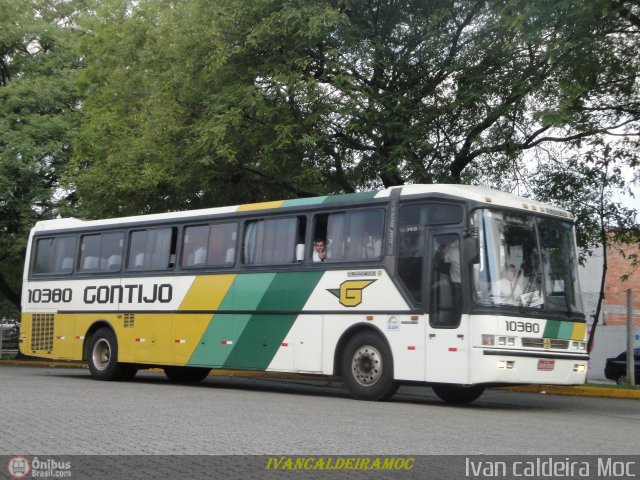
[464,237,479,264]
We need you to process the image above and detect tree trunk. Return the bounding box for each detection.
[587,211,608,352]
[587,242,607,352]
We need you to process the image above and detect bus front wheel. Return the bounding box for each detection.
[432,384,485,404]
[341,332,398,401]
[88,327,126,381]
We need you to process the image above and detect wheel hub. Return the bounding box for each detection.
[92,339,111,371]
[351,345,382,386]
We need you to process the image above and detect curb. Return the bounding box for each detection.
[500,384,640,400]
[2,360,638,399]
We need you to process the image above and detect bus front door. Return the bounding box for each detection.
[425,231,469,384]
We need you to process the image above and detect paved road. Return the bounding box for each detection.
[0,365,638,455]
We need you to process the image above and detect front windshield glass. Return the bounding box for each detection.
[471,209,583,315]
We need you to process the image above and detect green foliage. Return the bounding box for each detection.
[2,0,640,312]
[0,0,83,315]
[71,0,640,219]
[531,142,637,264]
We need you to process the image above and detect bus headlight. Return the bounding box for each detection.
[573,364,586,373]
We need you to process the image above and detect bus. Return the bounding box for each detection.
[19,184,588,403]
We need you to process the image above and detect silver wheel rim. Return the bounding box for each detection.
[351,344,382,387]
[92,338,111,371]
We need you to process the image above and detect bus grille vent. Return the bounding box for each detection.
[522,338,569,349]
[124,313,135,328]
[31,313,55,352]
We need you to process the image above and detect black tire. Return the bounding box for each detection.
[616,374,629,385]
[341,332,398,401]
[88,327,126,381]
[432,384,485,404]
[119,364,138,381]
[164,366,211,384]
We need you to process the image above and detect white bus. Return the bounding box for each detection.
[20,184,588,403]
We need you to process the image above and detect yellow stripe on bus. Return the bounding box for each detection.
[571,322,586,341]
[179,274,236,311]
[236,200,285,211]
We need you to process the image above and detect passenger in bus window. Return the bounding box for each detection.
[312,239,326,262]
[362,232,382,259]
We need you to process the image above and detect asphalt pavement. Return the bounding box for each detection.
[2,358,639,399]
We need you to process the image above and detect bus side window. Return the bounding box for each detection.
[127,228,175,270]
[182,225,209,267]
[243,217,304,265]
[79,234,101,271]
[398,225,424,302]
[208,222,237,266]
[397,203,463,305]
[80,232,124,272]
[32,236,76,275]
[101,233,124,271]
[314,210,384,263]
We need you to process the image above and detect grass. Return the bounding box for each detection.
[585,382,640,390]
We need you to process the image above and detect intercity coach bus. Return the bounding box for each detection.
[20,184,588,403]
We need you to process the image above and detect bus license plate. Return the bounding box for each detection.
[538,359,555,371]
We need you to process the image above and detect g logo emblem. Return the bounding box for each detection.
[328,280,376,307]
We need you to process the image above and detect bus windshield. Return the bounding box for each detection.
[471,209,583,315]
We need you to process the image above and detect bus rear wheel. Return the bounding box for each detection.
[432,384,485,404]
[341,332,398,401]
[164,366,211,384]
[88,327,126,381]
[120,364,138,381]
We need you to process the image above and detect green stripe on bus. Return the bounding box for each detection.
[188,273,277,367]
[223,271,324,370]
[556,321,574,340]
[322,191,378,204]
[543,320,560,339]
[281,191,377,208]
[281,197,328,208]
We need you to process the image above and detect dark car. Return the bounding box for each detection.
[604,348,640,385]
[1,319,19,351]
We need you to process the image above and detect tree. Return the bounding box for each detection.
[3,0,640,313]
[531,141,638,350]
[0,0,83,315]
[71,0,640,220]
